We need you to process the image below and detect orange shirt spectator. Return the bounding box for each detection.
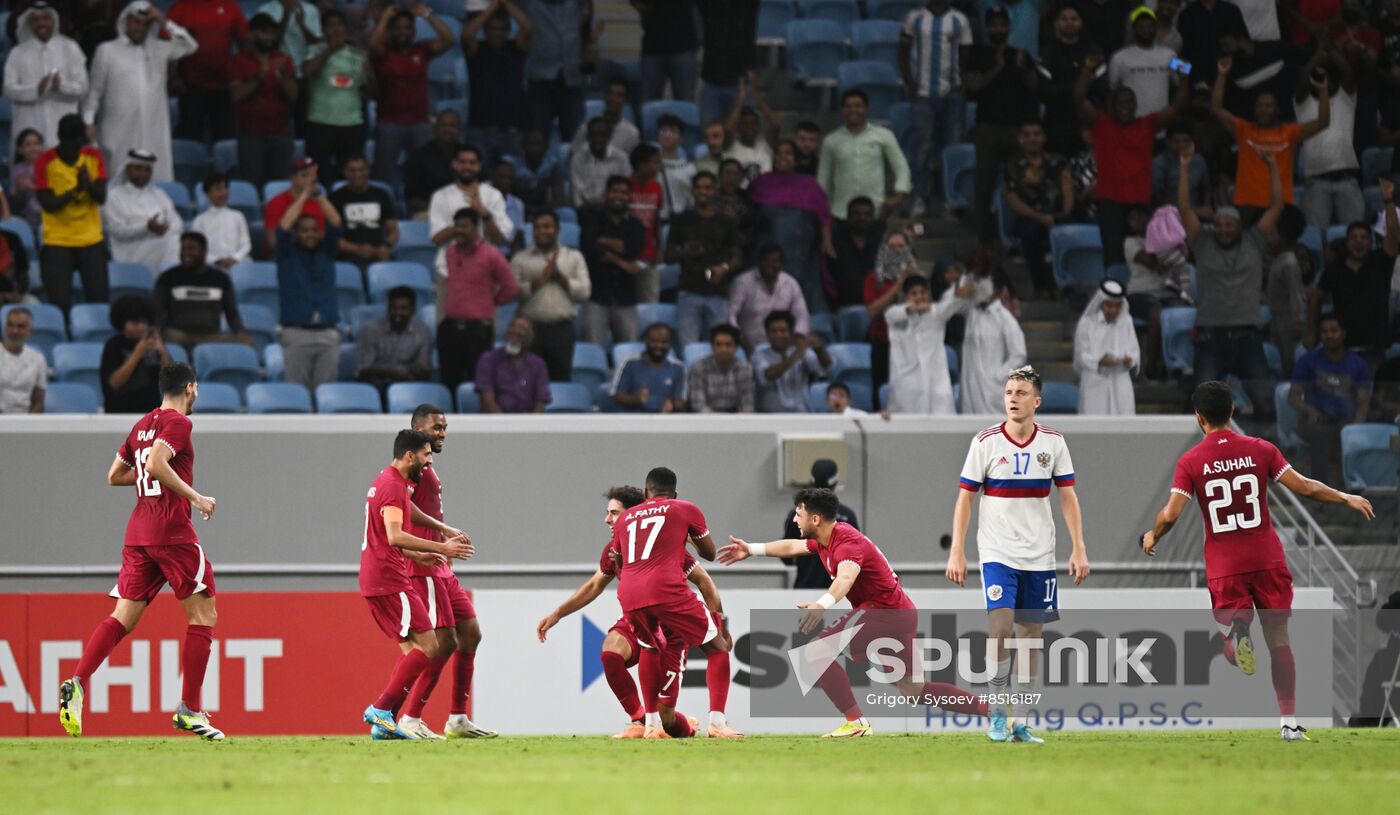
[1232,121,1301,208]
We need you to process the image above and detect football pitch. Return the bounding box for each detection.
[3,730,1399,814]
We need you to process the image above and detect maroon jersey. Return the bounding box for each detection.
[805,522,914,610]
[116,408,198,548]
[360,465,415,597]
[1171,429,1291,578]
[408,463,451,578]
[606,498,709,611]
[599,539,697,578]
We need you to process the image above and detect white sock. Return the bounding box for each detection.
[1281,716,1298,729]
[447,713,467,725]
[400,715,421,726]
[709,711,726,728]
[645,712,661,729]
[989,657,1012,718]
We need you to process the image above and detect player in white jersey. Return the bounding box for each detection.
[947,366,1091,744]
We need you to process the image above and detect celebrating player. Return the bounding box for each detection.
[537,486,743,739]
[60,363,223,740]
[947,365,1090,744]
[396,404,496,740]
[1141,380,1375,741]
[360,429,473,739]
[721,487,987,737]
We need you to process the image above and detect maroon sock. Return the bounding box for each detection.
[1270,645,1296,716]
[601,650,643,720]
[181,625,214,711]
[920,681,988,716]
[74,617,128,688]
[664,709,694,737]
[449,649,475,715]
[404,653,450,718]
[817,662,862,721]
[375,649,430,711]
[706,650,730,714]
[638,647,662,714]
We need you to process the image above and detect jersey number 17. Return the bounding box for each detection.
[626,517,665,564]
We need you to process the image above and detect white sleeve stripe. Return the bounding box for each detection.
[116,454,133,468]
[837,559,861,570]
[1170,487,1193,501]
[1272,464,1291,482]
[155,438,178,457]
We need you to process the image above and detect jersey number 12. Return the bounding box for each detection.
[134,447,163,498]
[626,517,665,564]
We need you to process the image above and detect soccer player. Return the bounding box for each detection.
[721,487,988,737]
[396,404,497,740]
[59,363,223,740]
[536,485,744,739]
[360,429,473,739]
[947,365,1090,744]
[1141,380,1375,741]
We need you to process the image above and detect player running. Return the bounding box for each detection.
[721,487,987,737]
[947,365,1091,744]
[1141,380,1374,742]
[537,485,743,739]
[360,429,473,739]
[396,404,496,740]
[60,363,223,740]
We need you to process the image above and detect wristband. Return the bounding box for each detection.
[815,593,837,610]
[747,543,767,557]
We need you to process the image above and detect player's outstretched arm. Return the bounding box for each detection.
[383,508,473,558]
[688,564,724,614]
[1141,493,1189,557]
[1278,469,1375,519]
[145,442,215,519]
[1059,485,1090,584]
[796,561,861,634]
[718,536,810,564]
[537,570,614,642]
[107,456,136,487]
[410,502,466,542]
[946,490,976,586]
[691,532,718,561]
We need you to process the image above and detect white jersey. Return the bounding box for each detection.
[958,422,1075,571]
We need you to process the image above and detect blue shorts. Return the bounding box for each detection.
[981,562,1060,623]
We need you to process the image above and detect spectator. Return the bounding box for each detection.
[571,79,641,156]
[1075,55,1188,266]
[817,90,911,223]
[1233,0,1278,42]
[983,0,1041,58]
[512,210,591,380]
[1146,0,1183,53]
[1037,2,1093,157]
[716,158,757,256]
[751,310,830,413]
[1326,3,1378,164]
[1109,6,1177,118]
[104,150,183,276]
[264,158,325,254]
[696,0,758,123]
[191,173,252,269]
[1290,314,1372,482]
[0,307,46,413]
[369,3,454,189]
[828,197,882,309]
[1297,48,1362,235]
[656,114,696,221]
[1123,204,1188,378]
[34,114,107,315]
[666,171,740,347]
[792,121,821,176]
[463,0,532,167]
[885,272,970,415]
[1074,278,1139,414]
[440,210,515,388]
[1215,19,1293,121]
[1068,125,1098,220]
[781,458,858,588]
[330,154,399,267]
[864,227,921,404]
[723,75,781,182]
[1151,121,1213,216]
[405,109,463,218]
[84,2,197,183]
[475,316,552,412]
[507,128,563,211]
[899,0,972,215]
[1080,0,1129,56]
[230,13,298,190]
[1002,119,1074,298]
[694,119,728,176]
[629,144,665,282]
[1311,212,1398,367]
[750,140,833,315]
[569,118,632,210]
[0,220,32,304]
[355,284,434,392]
[613,322,686,412]
[964,6,1040,248]
[168,0,246,143]
[3,2,88,146]
[1176,0,1246,89]
[824,382,866,416]
[1175,141,1281,420]
[580,176,646,345]
[522,0,587,142]
[960,272,1026,414]
[490,160,527,256]
[727,245,810,353]
[687,323,753,413]
[100,294,172,414]
[303,9,373,183]
[1268,204,1310,381]
[10,129,46,229]
[255,0,321,76]
[275,182,344,391]
[428,145,513,269]
[633,0,698,102]
[153,232,249,355]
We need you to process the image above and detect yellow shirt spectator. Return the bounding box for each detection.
[34,146,108,248]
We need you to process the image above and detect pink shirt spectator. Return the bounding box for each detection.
[727,268,810,350]
[443,239,519,321]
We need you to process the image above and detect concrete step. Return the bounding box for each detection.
[1021,320,1068,344]
[1027,340,1072,362]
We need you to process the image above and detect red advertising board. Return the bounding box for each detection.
[0,592,469,737]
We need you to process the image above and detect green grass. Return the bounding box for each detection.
[3,730,1399,814]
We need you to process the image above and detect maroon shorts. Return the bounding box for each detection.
[110,544,216,603]
[364,590,433,642]
[410,575,477,629]
[625,593,718,654]
[1208,567,1294,628]
[609,615,642,668]
[820,606,918,666]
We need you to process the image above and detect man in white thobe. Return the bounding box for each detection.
[885,273,972,415]
[960,279,1027,415]
[2,3,88,146]
[104,150,183,275]
[1074,278,1140,415]
[84,2,197,183]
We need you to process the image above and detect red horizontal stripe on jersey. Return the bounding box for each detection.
[984,486,1052,498]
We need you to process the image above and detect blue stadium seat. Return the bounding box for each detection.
[396,219,432,248]
[337,342,357,381]
[945,344,959,383]
[1040,381,1079,414]
[657,263,680,294]
[428,55,466,102]
[572,343,610,392]
[611,341,646,369]
[52,342,105,392]
[171,139,209,190]
[367,262,434,305]
[495,302,517,341]
[1263,341,1283,380]
[1160,306,1196,373]
[757,0,798,47]
[1361,146,1393,185]
[315,382,383,414]
[994,188,1020,251]
[109,262,155,301]
[194,342,262,391]
[69,304,113,343]
[1050,225,1105,289]
[545,382,595,413]
[387,382,452,414]
[835,304,870,342]
[641,100,701,144]
[886,102,915,160]
[584,97,636,126]
[851,19,902,63]
[809,381,873,412]
[868,0,920,21]
[417,304,437,337]
[263,343,284,381]
[1275,382,1304,451]
[246,382,313,414]
[1341,423,1400,491]
[44,382,101,413]
[797,0,858,27]
[336,262,367,318]
[636,303,678,337]
[230,262,281,320]
[455,382,481,413]
[682,341,712,367]
[809,313,836,346]
[432,97,469,127]
[878,381,890,410]
[827,342,872,389]
[837,60,906,121]
[555,207,578,224]
[786,20,845,87]
[0,216,34,253]
[349,304,382,336]
[194,382,242,414]
[157,180,194,220]
[1105,263,1131,287]
[212,139,239,174]
[942,144,975,209]
[230,304,277,351]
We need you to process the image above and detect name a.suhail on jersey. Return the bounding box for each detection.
[1202,456,1257,475]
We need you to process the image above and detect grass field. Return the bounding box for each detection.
[3,730,1399,814]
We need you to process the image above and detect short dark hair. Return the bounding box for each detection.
[605,174,632,193]
[109,294,156,331]
[709,324,740,345]
[605,485,645,509]
[202,172,229,192]
[692,170,717,186]
[847,196,875,215]
[181,231,208,251]
[656,113,685,132]
[794,487,840,522]
[453,207,481,225]
[764,310,796,331]
[718,158,744,175]
[629,143,660,170]
[587,116,611,135]
[159,363,197,396]
[1006,365,1043,394]
[643,322,673,342]
[394,428,432,459]
[1166,119,1193,139]
[1347,220,1372,239]
[455,144,483,162]
[795,120,821,134]
[249,12,279,30]
[387,285,417,306]
[645,466,678,496]
[825,381,851,398]
[322,9,346,26]
[531,209,559,227]
[411,403,446,427]
[390,9,416,28]
[840,88,869,106]
[1277,204,1306,245]
[757,243,784,262]
[1319,313,1344,331]
[901,274,929,295]
[1191,380,1235,427]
